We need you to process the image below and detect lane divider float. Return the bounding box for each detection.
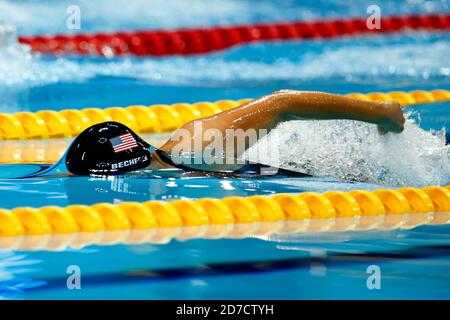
[18,13,450,57]
[0,186,449,248]
[1,89,449,142]
[0,139,70,164]
[0,135,166,164]
[2,210,450,252]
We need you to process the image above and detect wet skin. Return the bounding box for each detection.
[153,90,405,171]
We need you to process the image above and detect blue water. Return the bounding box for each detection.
[2,0,449,35]
[0,0,450,299]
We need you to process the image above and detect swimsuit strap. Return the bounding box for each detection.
[148,144,157,153]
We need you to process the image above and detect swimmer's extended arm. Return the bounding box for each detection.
[265,90,405,132]
[193,90,405,134]
[155,90,405,170]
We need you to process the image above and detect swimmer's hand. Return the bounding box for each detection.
[377,101,405,134]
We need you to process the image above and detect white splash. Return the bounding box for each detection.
[0,24,33,86]
[0,0,447,34]
[244,117,450,187]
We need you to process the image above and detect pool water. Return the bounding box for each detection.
[0,0,450,299]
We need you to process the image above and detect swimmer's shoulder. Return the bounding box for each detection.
[150,149,246,172]
[150,150,173,169]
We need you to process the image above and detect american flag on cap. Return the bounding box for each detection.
[109,133,138,153]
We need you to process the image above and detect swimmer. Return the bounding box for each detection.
[65,90,405,175]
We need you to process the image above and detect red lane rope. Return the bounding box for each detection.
[18,13,450,57]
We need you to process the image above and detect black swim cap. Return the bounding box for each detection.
[66,121,152,175]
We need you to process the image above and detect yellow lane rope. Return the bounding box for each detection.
[0,139,70,164]
[2,211,450,252]
[1,186,449,246]
[1,89,449,141]
[0,135,165,164]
